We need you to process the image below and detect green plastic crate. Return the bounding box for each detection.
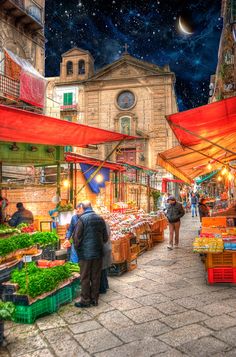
[14,295,54,324]
[13,278,80,324]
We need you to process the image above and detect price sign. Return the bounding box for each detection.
[23,255,32,263]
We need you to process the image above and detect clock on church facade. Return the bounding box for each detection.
[117,90,136,110]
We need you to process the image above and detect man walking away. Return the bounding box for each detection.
[166,195,185,250]
[73,201,108,308]
[191,193,198,217]
[8,202,34,227]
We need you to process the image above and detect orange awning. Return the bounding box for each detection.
[157,97,236,184]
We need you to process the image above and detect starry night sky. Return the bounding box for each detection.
[45,0,222,111]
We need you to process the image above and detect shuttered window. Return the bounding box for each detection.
[63,93,73,105]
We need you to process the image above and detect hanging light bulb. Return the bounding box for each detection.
[95,174,104,183]
[217,176,222,182]
[207,162,212,171]
[63,179,70,188]
[228,172,233,181]
[221,166,228,175]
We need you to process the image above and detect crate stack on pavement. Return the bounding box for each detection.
[193,216,236,284]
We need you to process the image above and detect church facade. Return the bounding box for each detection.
[47,47,178,187]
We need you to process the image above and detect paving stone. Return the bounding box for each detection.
[160,310,207,328]
[134,293,169,307]
[123,306,165,324]
[99,291,123,302]
[36,313,67,330]
[74,327,122,354]
[115,287,149,298]
[21,349,55,357]
[228,311,236,318]
[68,320,102,334]
[162,286,205,300]
[94,337,170,357]
[214,349,236,357]
[203,314,236,331]
[113,320,171,343]
[7,334,48,357]
[43,327,89,357]
[108,297,142,311]
[168,279,192,289]
[179,336,231,356]
[214,326,236,347]
[97,310,134,330]
[4,325,38,342]
[0,348,10,357]
[84,301,115,317]
[158,323,212,347]
[224,298,236,308]
[196,303,235,317]
[156,301,187,315]
[152,349,186,357]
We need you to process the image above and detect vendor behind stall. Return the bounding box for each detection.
[8,202,34,227]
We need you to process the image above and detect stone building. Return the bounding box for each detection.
[209,0,236,102]
[47,47,178,187]
[0,0,45,107]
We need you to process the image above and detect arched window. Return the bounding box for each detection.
[78,60,85,75]
[120,116,131,135]
[66,61,73,75]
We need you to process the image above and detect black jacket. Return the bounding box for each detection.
[8,208,34,227]
[166,202,185,223]
[72,209,108,260]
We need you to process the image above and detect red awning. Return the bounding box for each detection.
[166,96,236,146]
[0,105,136,147]
[157,97,236,184]
[65,153,126,172]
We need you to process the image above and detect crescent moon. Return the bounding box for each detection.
[178,17,193,35]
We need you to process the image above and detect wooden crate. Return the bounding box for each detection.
[150,231,164,243]
[202,217,227,227]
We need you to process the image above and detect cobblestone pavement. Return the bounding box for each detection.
[1,213,236,357]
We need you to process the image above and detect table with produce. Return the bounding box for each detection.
[193,216,236,284]
[0,222,80,331]
[104,211,168,275]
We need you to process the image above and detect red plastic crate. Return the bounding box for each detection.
[208,267,236,284]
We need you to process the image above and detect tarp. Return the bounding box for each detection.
[80,163,110,194]
[0,105,136,147]
[65,152,126,172]
[157,97,236,184]
[196,170,219,184]
[4,49,46,108]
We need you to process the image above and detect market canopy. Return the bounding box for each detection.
[65,152,126,172]
[0,105,136,147]
[157,97,236,184]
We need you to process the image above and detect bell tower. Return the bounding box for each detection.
[60,47,94,82]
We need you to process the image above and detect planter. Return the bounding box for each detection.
[58,211,74,225]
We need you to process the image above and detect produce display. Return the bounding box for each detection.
[0,225,21,236]
[10,261,79,298]
[0,301,15,320]
[57,203,74,212]
[17,223,35,233]
[0,232,58,258]
[193,235,224,253]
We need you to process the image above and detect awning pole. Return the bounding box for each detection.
[75,139,124,199]
[168,121,236,156]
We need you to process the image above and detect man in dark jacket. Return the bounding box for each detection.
[73,201,108,308]
[166,195,185,250]
[8,202,34,227]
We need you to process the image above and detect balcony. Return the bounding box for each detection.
[1,0,43,31]
[0,73,20,101]
[60,104,79,112]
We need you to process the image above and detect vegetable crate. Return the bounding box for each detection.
[150,231,164,243]
[13,279,81,324]
[205,251,236,269]
[108,262,128,276]
[208,267,236,284]
[202,217,227,227]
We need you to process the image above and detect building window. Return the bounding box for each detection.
[78,60,85,74]
[63,93,73,105]
[120,116,131,135]
[64,116,72,122]
[66,61,73,75]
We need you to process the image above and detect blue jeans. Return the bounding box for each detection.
[67,243,79,263]
[191,204,197,217]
